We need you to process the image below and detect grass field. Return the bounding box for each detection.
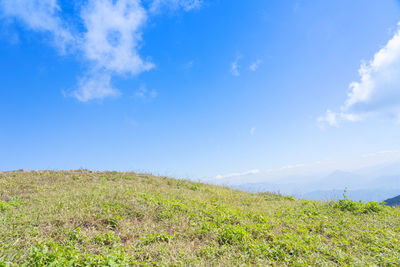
[0,170,399,266]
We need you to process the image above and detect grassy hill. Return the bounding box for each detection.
[0,170,399,266]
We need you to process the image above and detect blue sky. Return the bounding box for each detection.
[2,0,400,181]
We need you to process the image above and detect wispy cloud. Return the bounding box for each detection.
[0,0,199,102]
[319,22,400,126]
[72,73,120,102]
[250,127,256,136]
[149,0,203,13]
[249,59,262,71]
[0,0,74,53]
[317,110,361,127]
[215,169,260,180]
[276,163,306,171]
[135,84,157,99]
[231,57,240,76]
[184,60,194,70]
[362,150,400,158]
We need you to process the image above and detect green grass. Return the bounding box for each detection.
[0,170,399,266]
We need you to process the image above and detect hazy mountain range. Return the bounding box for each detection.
[210,162,400,203]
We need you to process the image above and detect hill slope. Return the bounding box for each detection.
[384,194,400,206]
[0,170,399,265]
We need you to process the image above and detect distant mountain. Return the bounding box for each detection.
[384,195,400,206]
[299,189,400,203]
[234,170,371,195]
[230,168,400,202]
[233,182,282,194]
[211,161,400,202]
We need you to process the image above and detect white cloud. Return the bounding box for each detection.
[150,0,202,13]
[249,59,262,71]
[317,110,361,127]
[320,23,400,126]
[135,84,157,99]
[72,73,120,102]
[250,127,256,136]
[215,169,260,180]
[72,0,155,101]
[1,0,200,102]
[231,59,240,76]
[0,0,74,52]
[81,0,154,75]
[318,110,338,126]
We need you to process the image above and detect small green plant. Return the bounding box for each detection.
[189,184,199,191]
[93,232,120,246]
[0,201,9,212]
[0,198,23,212]
[282,195,296,201]
[27,242,133,266]
[141,232,174,245]
[218,225,251,245]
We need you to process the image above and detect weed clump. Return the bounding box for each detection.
[333,193,385,214]
[0,198,23,212]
